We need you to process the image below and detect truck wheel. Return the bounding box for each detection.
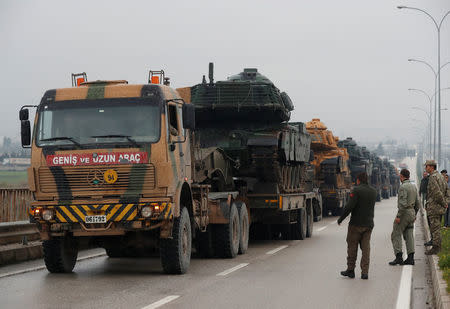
[214,203,240,258]
[290,208,306,240]
[306,207,313,238]
[43,236,78,273]
[160,207,191,274]
[237,202,249,255]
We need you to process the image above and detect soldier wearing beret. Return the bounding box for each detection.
[389,169,420,265]
[337,172,377,280]
[424,160,449,255]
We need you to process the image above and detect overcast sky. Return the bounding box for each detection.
[1,0,449,146]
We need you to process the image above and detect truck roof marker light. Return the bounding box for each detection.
[151,76,160,84]
[76,77,85,87]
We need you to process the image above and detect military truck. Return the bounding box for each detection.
[381,158,391,199]
[178,64,322,240]
[306,119,351,216]
[371,155,383,201]
[389,163,400,197]
[20,72,250,274]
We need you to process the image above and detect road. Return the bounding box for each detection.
[0,158,422,309]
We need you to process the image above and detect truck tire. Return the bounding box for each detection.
[214,203,240,258]
[160,207,192,274]
[306,207,313,238]
[43,236,78,273]
[236,202,249,255]
[290,208,306,240]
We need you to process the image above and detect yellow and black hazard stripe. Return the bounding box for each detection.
[156,203,173,220]
[52,204,139,223]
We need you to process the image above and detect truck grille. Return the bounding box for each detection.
[38,164,156,193]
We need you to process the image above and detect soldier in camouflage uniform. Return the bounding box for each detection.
[424,160,449,255]
[389,169,420,265]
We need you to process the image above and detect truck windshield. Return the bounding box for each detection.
[36,98,160,147]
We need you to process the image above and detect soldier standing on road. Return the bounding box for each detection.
[424,160,449,255]
[419,171,429,203]
[337,172,377,280]
[389,169,420,266]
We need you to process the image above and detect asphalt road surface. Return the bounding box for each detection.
[0,159,420,309]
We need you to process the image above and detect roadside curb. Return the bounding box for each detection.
[421,210,450,309]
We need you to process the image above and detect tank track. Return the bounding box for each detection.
[251,150,311,194]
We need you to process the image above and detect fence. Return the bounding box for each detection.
[0,189,33,223]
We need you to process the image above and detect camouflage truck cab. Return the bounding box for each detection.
[20,75,247,274]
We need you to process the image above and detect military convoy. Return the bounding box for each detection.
[19,65,399,275]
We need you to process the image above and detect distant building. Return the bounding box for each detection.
[2,158,31,166]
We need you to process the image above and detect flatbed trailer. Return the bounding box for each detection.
[246,190,322,240]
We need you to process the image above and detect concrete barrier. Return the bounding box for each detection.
[422,210,450,309]
[0,221,42,266]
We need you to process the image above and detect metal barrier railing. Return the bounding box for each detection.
[0,188,32,223]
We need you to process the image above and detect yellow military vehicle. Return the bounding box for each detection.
[20,71,248,274]
[306,119,352,216]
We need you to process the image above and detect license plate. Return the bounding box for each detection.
[85,215,107,224]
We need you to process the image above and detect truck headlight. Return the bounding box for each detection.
[42,209,54,221]
[141,206,152,218]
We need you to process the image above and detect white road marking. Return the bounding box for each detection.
[216,263,249,276]
[141,295,180,309]
[0,252,106,279]
[395,265,412,309]
[266,245,288,255]
[315,226,327,232]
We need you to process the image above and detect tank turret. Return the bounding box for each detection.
[178,63,312,195]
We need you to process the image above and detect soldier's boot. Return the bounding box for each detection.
[361,274,369,280]
[425,246,441,255]
[424,240,433,246]
[389,252,404,265]
[340,269,355,278]
[403,253,415,265]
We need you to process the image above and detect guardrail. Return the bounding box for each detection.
[0,188,32,223]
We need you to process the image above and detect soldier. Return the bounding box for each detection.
[424,160,449,255]
[389,169,420,265]
[338,172,377,280]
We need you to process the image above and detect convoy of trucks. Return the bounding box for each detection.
[19,65,399,274]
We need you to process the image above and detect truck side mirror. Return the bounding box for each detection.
[182,104,195,130]
[21,120,31,147]
[19,108,29,121]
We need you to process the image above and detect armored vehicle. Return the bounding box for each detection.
[389,163,400,197]
[178,63,322,240]
[371,155,383,201]
[381,158,391,199]
[337,138,370,184]
[306,119,351,216]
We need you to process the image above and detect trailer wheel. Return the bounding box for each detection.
[214,203,240,258]
[290,208,306,240]
[306,206,313,238]
[236,202,249,255]
[160,207,192,274]
[43,236,78,273]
